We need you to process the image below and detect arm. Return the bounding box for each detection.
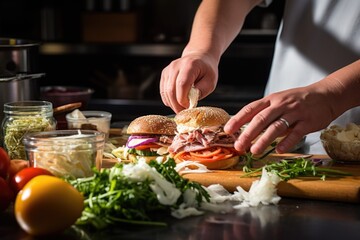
[160,0,262,113]
[225,59,360,154]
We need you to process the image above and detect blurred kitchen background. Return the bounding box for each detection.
[0,0,285,121]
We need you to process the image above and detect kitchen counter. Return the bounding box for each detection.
[1,198,360,240]
[2,100,360,239]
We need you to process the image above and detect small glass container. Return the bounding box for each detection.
[1,101,56,159]
[66,110,112,139]
[23,130,105,178]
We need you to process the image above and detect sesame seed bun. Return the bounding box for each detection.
[174,106,230,128]
[127,115,176,135]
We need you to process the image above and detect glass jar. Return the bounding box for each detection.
[23,130,105,178]
[1,101,57,159]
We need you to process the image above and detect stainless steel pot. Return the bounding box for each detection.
[0,38,40,77]
[0,38,42,120]
[0,73,45,121]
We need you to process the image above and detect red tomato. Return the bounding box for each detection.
[0,147,10,179]
[0,177,14,212]
[10,167,53,194]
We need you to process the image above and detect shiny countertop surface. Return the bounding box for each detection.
[1,197,360,240]
[2,100,360,239]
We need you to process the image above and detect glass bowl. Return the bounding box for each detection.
[66,110,112,139]
[23,130,105,178]
[320,124,360,163]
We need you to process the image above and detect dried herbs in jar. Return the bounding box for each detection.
[1,101,56,159]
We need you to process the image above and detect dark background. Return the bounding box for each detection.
[0,0,285,103]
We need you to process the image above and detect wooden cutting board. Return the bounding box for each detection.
[182,154,360,203]
[103,154,360,203]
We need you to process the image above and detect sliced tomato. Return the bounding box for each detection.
[176,147,237,162]
[189,147,222,158]
[134,143,160,151]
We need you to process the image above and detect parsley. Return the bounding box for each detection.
[67,158,210,229]
[240,143,351,181]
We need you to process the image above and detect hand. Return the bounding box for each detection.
[160,52,219,113]
[224,85,335,154]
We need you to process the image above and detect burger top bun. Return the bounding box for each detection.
[127,115,176,135]
[175,106,230,128]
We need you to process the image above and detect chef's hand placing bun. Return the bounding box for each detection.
[112,115,176,163]
[169,106,241,169]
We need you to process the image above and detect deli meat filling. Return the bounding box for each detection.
[169,126,241,153]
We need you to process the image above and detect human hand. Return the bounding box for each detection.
[160,52,219,113]
[224,85,335,154]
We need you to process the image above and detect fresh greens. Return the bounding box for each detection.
[240,144,351,181]
[127,148,159,157]
[242,157,351,181]
[67,158,210,229]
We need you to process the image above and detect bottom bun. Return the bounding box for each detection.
[175,155,240,170]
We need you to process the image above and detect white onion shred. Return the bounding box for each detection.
[110,160,282,219]
[188,86,200,109]
[172,167,282,218]
[232,168,282,208]
[114,159,181,205]
[175,160,212,174]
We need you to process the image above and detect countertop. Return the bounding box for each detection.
[2,155,360,239]
[2,102,360,239]
[1,198,360,240]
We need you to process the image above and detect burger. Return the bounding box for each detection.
[112,115,176,163]
[168,106,241,169]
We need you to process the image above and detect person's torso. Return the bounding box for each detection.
[264,0,360,153]
[266,0,360,93]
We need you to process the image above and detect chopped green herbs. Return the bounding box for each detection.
[242,157,351,181]
[240,144,351,181]
[67,158,210,229]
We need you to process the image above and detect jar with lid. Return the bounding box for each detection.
[1,101,57,159]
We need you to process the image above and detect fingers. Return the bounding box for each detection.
[159,55,217,113]
[160,63,190,113]
[274,125,305,153]
[249,116,294,154]
[224,99,270,134]
[227,93,309,155]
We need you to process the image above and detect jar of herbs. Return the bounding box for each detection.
[1,101,56,159]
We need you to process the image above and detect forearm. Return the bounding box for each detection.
[182,0,261,63]
[314,59,360,118]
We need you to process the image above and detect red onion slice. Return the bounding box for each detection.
[126,136,158,148]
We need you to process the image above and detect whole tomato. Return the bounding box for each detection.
[15,175,84,236]
[0,177,14,212]
[10,167,53,194]
[0,147,10,179]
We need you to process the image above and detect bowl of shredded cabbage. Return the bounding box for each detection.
[320,123,360,163]
[23,129,105,178]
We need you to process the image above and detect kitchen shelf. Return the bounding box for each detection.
[40,43,185,57]
[40,42,274,58]
[39,29,277,58]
